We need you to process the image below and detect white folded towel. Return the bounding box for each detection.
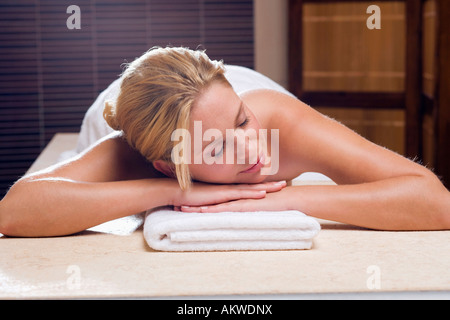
[143,208,321,252]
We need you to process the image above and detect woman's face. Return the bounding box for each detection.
[186,81,268,184]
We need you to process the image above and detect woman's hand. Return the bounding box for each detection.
[178,183,292,213]
[171,180,287,210]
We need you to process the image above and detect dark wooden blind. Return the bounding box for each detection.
[0,0,254,197]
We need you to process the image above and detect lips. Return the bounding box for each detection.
[240,153,265,174]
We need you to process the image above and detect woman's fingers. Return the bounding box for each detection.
[263,180,286,192]
[181,199,256,213]
[180,202,234,213]
[191,188,266,206]
[178,189,267,212]
[223,189,267,202]
[206,181,286,203]
[180,186,291,213]
[173,180,286,208]
[234,180,286,192]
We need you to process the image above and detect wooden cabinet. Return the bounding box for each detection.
[289,0,450,187]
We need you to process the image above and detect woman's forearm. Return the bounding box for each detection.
[0,177,176,237]
[0,176,285,237]
[290,175,450,230]
[179,172,449,231]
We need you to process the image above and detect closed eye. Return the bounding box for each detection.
[239,116,250,128]
[214,143,224,157]
[213,116,247,157]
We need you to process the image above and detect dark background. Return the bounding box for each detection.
[0,0,254,197]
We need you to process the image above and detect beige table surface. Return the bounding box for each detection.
[1,133,449,299]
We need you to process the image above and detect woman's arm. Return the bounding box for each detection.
[190,176,449,230]
[184,90,450,230]
[0,177,175,237]
[289,175,450,230]
[0,133,285,237]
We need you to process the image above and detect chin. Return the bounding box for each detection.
[235,174,266,184]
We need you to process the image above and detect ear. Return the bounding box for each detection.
[152,160,175,178]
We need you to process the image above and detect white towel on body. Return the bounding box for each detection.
[143,208,320,252]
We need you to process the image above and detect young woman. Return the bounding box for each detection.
[1,47,449,237]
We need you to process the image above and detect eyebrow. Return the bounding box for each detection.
[201,100,244,151]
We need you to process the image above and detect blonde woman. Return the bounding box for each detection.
[1,47,449,237]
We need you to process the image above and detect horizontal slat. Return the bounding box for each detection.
[0,137,41,146]
[300,92,405,109]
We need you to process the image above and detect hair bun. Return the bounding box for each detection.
[103,100,121,131]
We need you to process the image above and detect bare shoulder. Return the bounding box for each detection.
[240,88,296,109]
[242,89,430,184]
[241,89,324,131]
[26,132,159,183]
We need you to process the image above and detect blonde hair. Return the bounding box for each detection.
[103,47,229,190]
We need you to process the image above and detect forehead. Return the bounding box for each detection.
[190,82,240,130]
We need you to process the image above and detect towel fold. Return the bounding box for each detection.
[143,208,320,251]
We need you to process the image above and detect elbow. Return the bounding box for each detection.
[0,179,32,237]
[420,172,450,230]
[0,196,36,237]
[435,191,450,230]
[437,188,450,230]
[0,197,16,236]
[0,201,5,235]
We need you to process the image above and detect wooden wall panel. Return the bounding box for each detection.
[296,1,407,156]
[421,0,437,167]
[302,2,405,92]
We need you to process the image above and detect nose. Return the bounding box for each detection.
[233,129,259,165]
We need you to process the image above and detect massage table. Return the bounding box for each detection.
[1,133,449,299]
